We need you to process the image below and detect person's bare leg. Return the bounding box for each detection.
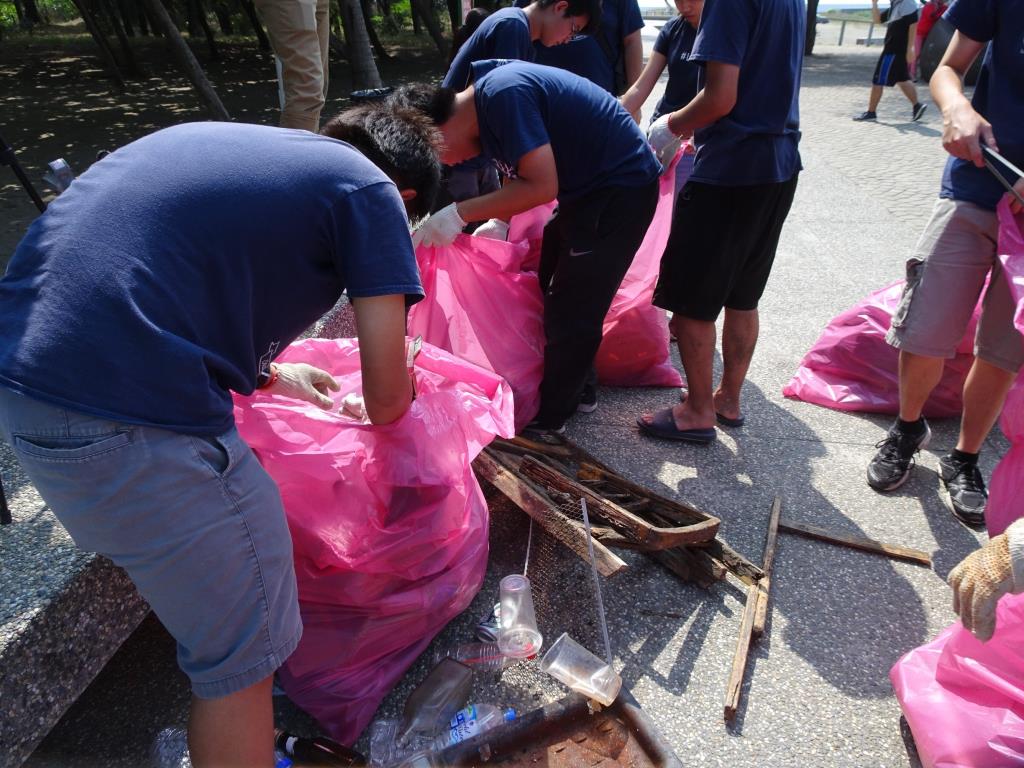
[189,675,276,768]
[957,357,1016,453]
[641,314,717,431]
[714,308,758,421]
[897,349,945,422]
[867,84,884,112]
[896,80,919,106]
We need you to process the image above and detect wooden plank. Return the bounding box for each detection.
[519,456,719,550]
[473,450,627,578]
[779,519,932,567]
[724,582,759,721]
[752,495,782,640]
[577,463,714,528]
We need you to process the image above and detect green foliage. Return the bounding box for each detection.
[0,0,80,30]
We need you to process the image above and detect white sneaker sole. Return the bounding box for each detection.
[576,402,598,414]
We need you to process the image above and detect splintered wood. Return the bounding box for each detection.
[472,435,762,586]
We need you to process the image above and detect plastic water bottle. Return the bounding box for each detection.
[370,704,515,766]
[431,642,515,672]
[151,727,293,768]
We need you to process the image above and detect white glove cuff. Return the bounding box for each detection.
[1007,519,1024,592]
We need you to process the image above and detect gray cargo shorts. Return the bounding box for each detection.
[887,196,1024,373]
[0,386,302,699]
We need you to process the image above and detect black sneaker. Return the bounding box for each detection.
[866,420,932,491]
[577,386,598,414]
[939,454,987,527]
[522,420,566,438]
[853,111,877,122]
[911,102,928,122]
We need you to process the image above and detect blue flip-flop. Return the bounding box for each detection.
[678,389,746,428]
[636,407,716,444]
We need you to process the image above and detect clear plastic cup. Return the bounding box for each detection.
[497,574,543,659]
[539,633,622,706]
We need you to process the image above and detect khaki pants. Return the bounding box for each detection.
[255,0,330,132]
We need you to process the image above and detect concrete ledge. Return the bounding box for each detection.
[0,448,149,768]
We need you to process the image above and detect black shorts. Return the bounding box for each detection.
[653,175,798,322]
[872,52,911,86]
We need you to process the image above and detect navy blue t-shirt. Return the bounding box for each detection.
[471,61,660,201]
[443,7,534,90]
[515,0,644,94]
[939,0,1024,211]
[651,16,701,122]
[0,123,423,434]
[688,0,804,186]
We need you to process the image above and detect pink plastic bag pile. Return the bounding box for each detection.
[408,234,545,431]
[595,152,683,388]
[410,156,683,423]
[987,200,1024,537]
[233,337,514,744]
[890,201,1024,767]
[783,280,979,418]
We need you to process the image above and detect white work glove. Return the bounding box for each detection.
[948,518,1024,641]
[411,202,467,248]
[265,362,340,409]
[473,218,509,241]
[648,115,683,172]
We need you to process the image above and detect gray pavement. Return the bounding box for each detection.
[14,41,1006,768]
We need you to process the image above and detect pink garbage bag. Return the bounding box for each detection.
[986,200,1024,536]
[595,151,684,388]
[407,234,545,432]
[233,338,514,744]
[891,593,1024,767]
[783,280,979,417]
[508,200,556,272]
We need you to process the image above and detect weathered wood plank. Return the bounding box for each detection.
[752,496,782,640]
[779,519,932,567]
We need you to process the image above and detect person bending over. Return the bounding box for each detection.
[0,105,441,767]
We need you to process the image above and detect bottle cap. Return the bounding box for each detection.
[503,708,516,722]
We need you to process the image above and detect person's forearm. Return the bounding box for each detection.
[930,63,969,114]
[870,1,881,24]
[620,53,666,118]
[666,88,731,138]
[455,178,556,223]
[623,32,644,91]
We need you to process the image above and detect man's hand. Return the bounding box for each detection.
[648,115,682,171]
[411,203,466,248]
[941,97,999,168]
[473,218,510,241]
[948,519,1024,641]
[1011,178,1024,215]
[266,362,340,409]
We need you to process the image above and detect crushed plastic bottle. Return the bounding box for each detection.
[394,658,473,746]
[431,642,515,672]
[151,727,292,768]
[371,704,516,766]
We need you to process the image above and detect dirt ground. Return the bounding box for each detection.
[0,24,447,267]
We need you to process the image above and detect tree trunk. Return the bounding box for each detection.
[139,0,231,119]
[359,0,392,60]
[445,0,459,34]
[22,0,44,24]
[238,0,270,49]
[337,0,382,88]
[213,1,233,33]
[805,0,820,55]
[188,0,220,59]
[408,0,445,55]
[410,0,421,34]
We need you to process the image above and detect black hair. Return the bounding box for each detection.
[449,7,491,66]
[387,84,458,126]
[536,0,602,35]
[320,103,442,220]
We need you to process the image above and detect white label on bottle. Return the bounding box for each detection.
[446,705,480,745]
